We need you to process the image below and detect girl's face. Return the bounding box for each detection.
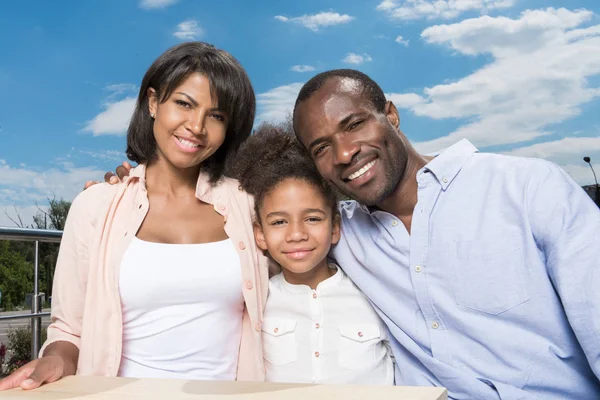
[148,72,229,170]
[254,178,340,276]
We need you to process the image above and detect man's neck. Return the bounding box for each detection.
[377,152,433,233]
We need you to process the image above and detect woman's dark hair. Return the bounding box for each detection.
[230,122,339,222]
[126,41,255,183]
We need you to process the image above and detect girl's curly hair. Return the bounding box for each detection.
[229,121,338,222]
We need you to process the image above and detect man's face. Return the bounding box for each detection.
[294,77,408,206]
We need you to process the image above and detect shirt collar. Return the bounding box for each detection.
[126,163,219,205]
[420,138,478,191]
[340,139,478,218]
[278,263,344,294]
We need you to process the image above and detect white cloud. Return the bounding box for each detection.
[82,84,138,136]
[173,19,203,40]
[274,12,354,32]
[256,83,304,123]
[139,0,178,9]
[291,65,316,73]
[376,0,515,20]
[0,162,106,227]
[561,163,600,186]
[500,137,600,185]
[342,53,373,65]
[504,137,600,160]
[82,97,136,136]
[388,8,600,154]
[386,92,426,108]
[395,35,410,46]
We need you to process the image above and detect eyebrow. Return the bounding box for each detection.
[307,112,362,151]
[175,92,224,113]
[265,209,327,219]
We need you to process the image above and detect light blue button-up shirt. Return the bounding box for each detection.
[332,139,600,399]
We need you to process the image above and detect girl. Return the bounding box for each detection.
[0,42,269,391]
[232,123,394,385]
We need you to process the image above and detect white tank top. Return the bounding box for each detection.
[118,237,244,380]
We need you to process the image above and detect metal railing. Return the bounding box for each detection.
[0,227,62,360]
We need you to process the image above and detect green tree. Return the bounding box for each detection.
[31,198,71,300]
[1,197,71,309]
[0,241,32,311]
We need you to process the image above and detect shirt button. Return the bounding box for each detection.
[254,322,261,332]
[312,292,317,299]
[432,321,439,329]
[315,323,320,329]
[442,177,448,183]
[358,332,363,337]
[273,328,279,333]
[245,280,253,290]
[314,352,320,358]
[138,204,142,209]
[415,265,422,273]
[238,241,246,250]
[124,231,128,237]
[391,220,398,227]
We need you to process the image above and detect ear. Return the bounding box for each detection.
[384,101,400,129]
[331,214,341,245]
[148,87,158,117]
[253,222,268,252]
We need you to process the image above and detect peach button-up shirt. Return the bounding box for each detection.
[40,164,269,381]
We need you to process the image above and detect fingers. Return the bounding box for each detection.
[0,361,37,391]
[115,165,130,180]
[20,357,64,390]
[104,171,116,184]
[83,180,100,190]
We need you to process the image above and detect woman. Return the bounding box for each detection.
[0,42,269,391]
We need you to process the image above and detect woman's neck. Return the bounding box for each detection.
[281,258,335,290]
[145,157,201,196]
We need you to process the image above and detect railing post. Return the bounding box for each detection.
[31,240,41,360]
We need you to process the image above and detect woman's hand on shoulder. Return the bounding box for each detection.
[83,161,133,190]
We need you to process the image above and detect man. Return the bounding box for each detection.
[291,69,600,399]
[99,69,599,399]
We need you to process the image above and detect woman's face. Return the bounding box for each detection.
[148,73,229,170]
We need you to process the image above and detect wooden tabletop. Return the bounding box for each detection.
[0,376,448,400]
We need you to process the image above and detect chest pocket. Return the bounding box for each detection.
[449,236,530,315]
[338,324,382,370]
[261,318,297,365]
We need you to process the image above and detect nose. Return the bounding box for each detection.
[333,136,360,165]
[286,220,308,242]
[186,109,207,136]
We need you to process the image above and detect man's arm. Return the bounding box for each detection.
[528,161,600,376]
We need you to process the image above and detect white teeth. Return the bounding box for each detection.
[348,160,376,181]
[177,137,200,148]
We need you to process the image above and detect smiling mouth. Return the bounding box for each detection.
[346,160,376,181]
[175,136,202,148]
[283,249,314,260]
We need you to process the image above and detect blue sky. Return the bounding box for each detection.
[1,0,599,226]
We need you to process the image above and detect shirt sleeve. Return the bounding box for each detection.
[527,160,600,377]
[39,187,97,356]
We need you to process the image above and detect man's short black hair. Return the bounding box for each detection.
[293,69,386,125]
[126,41,255,183]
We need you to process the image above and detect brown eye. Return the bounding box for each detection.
[349,120,363,130]
[175,100,191,109]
